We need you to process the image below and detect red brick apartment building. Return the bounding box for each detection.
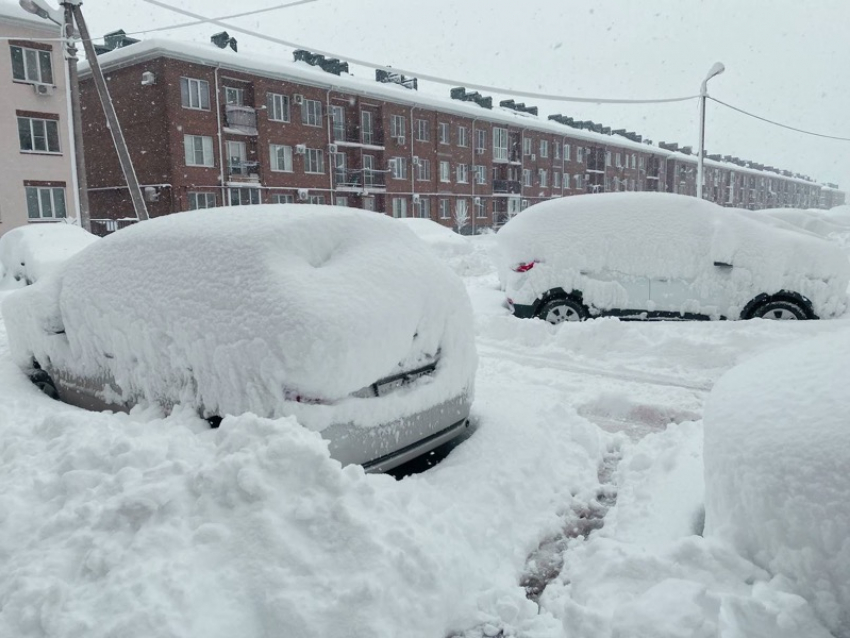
[78,34,844,235]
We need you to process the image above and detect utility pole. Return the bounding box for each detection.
[62,2,90,230]
[70,3,149,221]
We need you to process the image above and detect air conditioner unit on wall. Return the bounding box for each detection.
[413,156,420,165]
[396,136,405,145]
[531,154,536,161]
[476,148,485,155]
[32,83,54,97]
[295,144,306,154]
[294,94,304,104]
[413,194,420,203]
[474,196,481,204]
[328,143,338,153]
[298,188,309,200]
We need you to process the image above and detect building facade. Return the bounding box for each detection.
[0,1,77,237]
[78,37,843,236]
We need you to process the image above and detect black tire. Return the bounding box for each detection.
[535,297,588,324]
[29,368,60,400]
[748,298,808,321]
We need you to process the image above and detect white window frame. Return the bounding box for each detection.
[474,165,486,185]
[458,125,469,148]
[392,197,408,218]
[576,147,584,164]
[439,198,451,219]
[475,129,486,152]
[438,122,450,144]
[523,138,532,156]
[440,160,451,183]
[414,196,431,219]
[188,192,216,210]
[267,92,290,122]
[17,116,60,153]
[184,134,214,167]
[539,169,548,188]
[475,198,486,219]
[390,156,408,180]
[540,139,549,158]
[270,144,293,172]
[390,114,406,140]
[304,148,325,174]
[564,143,571,161]
[180,77,210,110]
[523,169,532,187]
[10,45,52,84]
[456,163,469,184]
[493,127,508,161]
[554,171,561,189]
[416,158,431,181]
[415,119,430,142]
[302,99,323,127]
[224,86,244,105]
[271,193,295,204]
[25,185,65,219]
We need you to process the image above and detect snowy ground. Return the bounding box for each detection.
[1,232,848,637]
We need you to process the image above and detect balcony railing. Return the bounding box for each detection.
[332,129,385,147]
[228,160,260,180]
[334,168,386,189]
[493,179,522,194]
[89,218,137,237]
[224,104,258,135]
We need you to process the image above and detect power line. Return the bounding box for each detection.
[709,97,850,142]
[141,0,700,105]
[121,0,319,37]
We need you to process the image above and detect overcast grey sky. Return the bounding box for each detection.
[82,0,850,191]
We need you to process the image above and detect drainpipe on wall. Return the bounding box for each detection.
[410,105,416,217]
[471,118,478,235]
[214,65,226,206]
[326,87,333,202]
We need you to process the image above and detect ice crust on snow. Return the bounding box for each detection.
[0,223,98,288]
[704,327,850,636]
[495,192,850,318]
[1,206,476,428]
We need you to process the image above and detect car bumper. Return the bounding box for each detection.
[508,299,536,319]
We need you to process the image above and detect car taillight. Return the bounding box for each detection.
[512,260,538,273]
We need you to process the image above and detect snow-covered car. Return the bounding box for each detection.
[496,193,850,323]
[0,223,98,288]
[1,205,477,472]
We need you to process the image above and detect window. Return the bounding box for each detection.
[605,151,611,167]
[227,140,247,175]
[474,165,486,185]
[25,185,65,219]
[574,174,583,189]
[10,45,52,84]
[390,157,408,180]
[493,128,508,161]
[439,198,450,219]
[302,99,322,127]
[523,138,532,156]
[335,196,349,207]
[416,158,431,181]
[307,195,325,205]
[632,154,637,169]
[270,144,293,172]
[17,116,60,153]
[540,140,549,158]
[440,160,451,183]
[416,119,430,141]
[523,169,532,187]
[456,163,469,184]
[363,155,376,186]
[616,152,622,168]
[438,122,450,144]
[564,172,570,189]
[521,199,529,211]
[362,196,375,211]
[267,93,290,122]
[229,187,260,206]
[332,152,346,184]
[564,144,571,161]
[304,148,324,173]
[554,143,560,160]
[414,197,431,219]
[361,110,375,144]
[331,105,345,141]
[475,198,486,219]
[458,126,469,147]
[554,171,561,189]
[456,198,468,221]
[184,135,214,167]
[476,129,486,152]
[224,86,243,105]
[188,192,216,210]
[392,197,408,218]
[539,169,548,188]
[390,114,406,140]
[576,147,584,163]
[271,193,294,204]
[180,77,210,110]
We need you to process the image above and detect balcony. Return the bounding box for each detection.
[334,168,386,191]
[228,160,260,182]
[493,179,522,195]
[332,128,385,149]
[224,104,258,135]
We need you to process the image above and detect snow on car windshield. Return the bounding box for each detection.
[0,223,98,288]
[1,205,476,428]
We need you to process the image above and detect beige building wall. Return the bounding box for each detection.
[0,5,76,237]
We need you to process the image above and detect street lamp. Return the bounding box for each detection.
[697,62,725,201]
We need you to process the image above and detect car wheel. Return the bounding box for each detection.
[536,297,587,324]
[30,369,60,400]
[749,299,808,320]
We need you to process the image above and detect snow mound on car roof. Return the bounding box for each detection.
[495,193,849,318]
[703,327,850,636]
[2,206,476,426]
[755,207,850,238]
[0,223,98,288]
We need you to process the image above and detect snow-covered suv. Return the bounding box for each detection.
[496,193,849,323]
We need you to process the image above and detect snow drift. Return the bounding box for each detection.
[0,223,98,288]
[704,327,850,636]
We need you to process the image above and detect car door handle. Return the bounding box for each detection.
[713,261,733,269]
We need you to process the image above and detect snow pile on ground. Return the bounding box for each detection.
[495,192,850,319]
[704,327,850,637]
[0,223,97,288]
[396,219,496,277]
[2,206,476,429]
[0,317,603,638]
